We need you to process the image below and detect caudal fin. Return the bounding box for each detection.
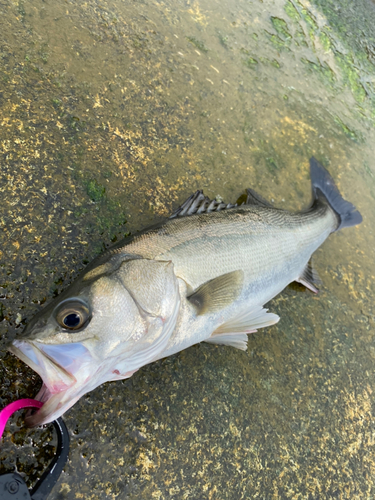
[310,157,362,231]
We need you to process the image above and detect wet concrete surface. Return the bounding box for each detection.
[1,0,375,498]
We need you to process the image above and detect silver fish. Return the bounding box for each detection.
[9,158,362,426]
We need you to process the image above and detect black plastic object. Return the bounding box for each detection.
[0,417,69,500]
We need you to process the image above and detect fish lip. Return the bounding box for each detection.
[8,340,77,427]
[24,383,74,428]
[24,384,52,426]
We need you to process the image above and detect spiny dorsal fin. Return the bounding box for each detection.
[169,190,237,219]
[187,270,244,315]
[245,188,273,207]
[295,258,321,293]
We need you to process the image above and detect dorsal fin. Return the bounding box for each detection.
[246,188,273,207]
[169,190,237,219]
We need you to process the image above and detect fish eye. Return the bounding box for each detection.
[54,299,91,332]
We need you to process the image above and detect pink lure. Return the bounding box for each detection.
[0,399,44,438]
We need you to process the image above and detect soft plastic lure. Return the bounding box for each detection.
[0,399,69,500]
[0,399,44,438]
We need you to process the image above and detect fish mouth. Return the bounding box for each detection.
[8,340,92,427]
[23,383,80,428]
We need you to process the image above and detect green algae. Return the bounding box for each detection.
[266,31,291,51]
[319,30,331,53]
[301,57,336,86]
[333,115,363,142]
[85,178,106,203]
[335,52,367,103]
[259,56,281,68]
[243,56,258,68]
[284,0,300,23]
[271,16,292,41]
[269,17,293,50]
[217,33,229,48]
[282,0,375,123]
[300,8,318,31]
[266,156,280,173]
[186,36,208,53]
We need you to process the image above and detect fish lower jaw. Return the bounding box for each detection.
[34,383,53,403]
[24,383,54,425]
[25,384,81,427]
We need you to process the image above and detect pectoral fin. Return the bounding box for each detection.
[296,259,321,293]
[187,270,244,315]
[205,305,280,351]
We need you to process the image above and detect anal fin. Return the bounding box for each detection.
[204,305,280,351]
[205,333,249,351]
[296,259,321,293]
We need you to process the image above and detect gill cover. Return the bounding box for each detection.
[108,258,181,374]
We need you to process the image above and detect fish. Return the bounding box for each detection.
[8,157,362,426]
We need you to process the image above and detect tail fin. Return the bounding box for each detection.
[309,157,362,231]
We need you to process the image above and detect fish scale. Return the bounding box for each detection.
[122,204,335,292]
